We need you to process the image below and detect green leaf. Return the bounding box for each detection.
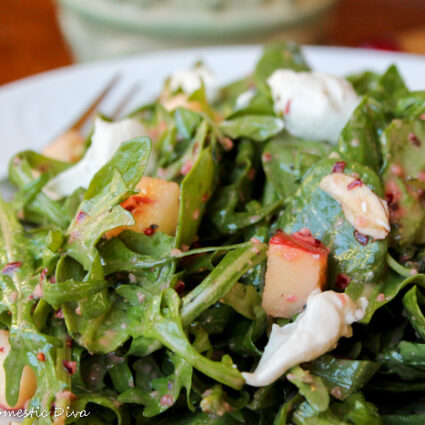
[279,158,387,285]
[254,42,310,86]
[175,145,216,248]
[221,282,261,320]
[8,151,69,228]
[262,136,330,199]
[381,118,425,246]
[395,91,425,119]
[338,97,384,172]
[66,138,151,269]
[180,240,267,327]
[220,115,284,142]
[118,352,193,417]
[346,272,425,324]
[403,286,425,340]
[381,340,425,381]
[0,196,71,421]
[308,355,380,400]
[293,393,382,425]
[140,288,245,390]
[287,366,330,413]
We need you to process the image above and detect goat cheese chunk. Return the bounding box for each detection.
[267,70,360,144]
[169,65,218,103]
[320,173,390,239]
[45,117,146,199]
[243,290,366,387]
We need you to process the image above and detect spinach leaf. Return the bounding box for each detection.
[338,97,384,172]
[262,135,330,199]
[395,91,425,119]
[287,366,330,413]
[220,115,284,142]
[403,286,425,340]
[175,145,216,248]
[254,42,310,86]
[278,158,387,285]
[308,355,380,400]
[381,118,425,246]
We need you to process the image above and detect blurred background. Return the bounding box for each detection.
[1,0,425,86]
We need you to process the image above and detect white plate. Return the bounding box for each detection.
[0,45,425,179]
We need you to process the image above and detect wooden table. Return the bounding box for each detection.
[1,0,424,86]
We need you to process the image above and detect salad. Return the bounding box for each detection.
[1,42,425,425]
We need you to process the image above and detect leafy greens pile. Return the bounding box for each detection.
[1,42,425,425]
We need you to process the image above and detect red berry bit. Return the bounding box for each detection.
[76,211,87,223]
[409,132,421,147]
[2,261,22,274]
[66,337,73,348]
[144,224,158,236]
[62,360,77,375]
[40,267,48,282]
[332,162,346,174]
[263,152,272,163]
[335,274,350,290]
[160,394,174,407]
[354,230,369,245]
[55,309,64,319]
[347,179,363,190]
[37,352,46,362]
[174,280,185,294]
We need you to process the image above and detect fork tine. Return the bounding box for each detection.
[69,73,121,131]
[110,83,141,120]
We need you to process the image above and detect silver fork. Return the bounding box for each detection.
[42,75,140,162]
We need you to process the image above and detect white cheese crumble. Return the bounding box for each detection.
[169,65,218,103]
[45,117,146,199]
[267,70,360,144]
[242,290,366,387]
[319,173,390,239]
[235,89,256,110]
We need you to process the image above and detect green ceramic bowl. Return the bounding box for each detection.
[56,0,338,61]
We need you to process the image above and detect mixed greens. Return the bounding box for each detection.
[1,42,425,425]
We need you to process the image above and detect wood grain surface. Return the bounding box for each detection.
[0,0,424,85]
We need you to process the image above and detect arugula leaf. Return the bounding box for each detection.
[0,196,71,424]
[8,151,69,228]
[139,288,245,389]
[118,352,193,417]
[66,138,151,269]
[181,241,267,326]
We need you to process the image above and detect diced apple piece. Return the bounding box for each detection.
[262,229,330,318]
[0,330,37,410]
[107,176,180,238]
